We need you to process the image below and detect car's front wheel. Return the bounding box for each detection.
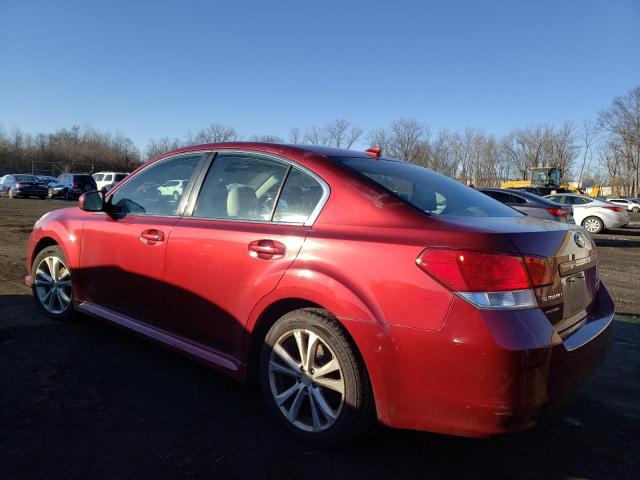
[8,188,15,199]
[31,245,74,321]
[582,216,604,234]
[632,206,640,213]
[260,308,374,447]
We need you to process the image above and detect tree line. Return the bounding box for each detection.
[2,86,638,196]
[0,125,141,177]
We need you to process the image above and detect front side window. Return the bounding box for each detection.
[110,154,202,216]
[341,158,520,218]
[194,153,288,221]
[103,174,113,182]
[94,174,104,181]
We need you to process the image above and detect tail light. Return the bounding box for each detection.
[416,249,553,310]
[603,206,623,212]
[72,182,77,189]
[546,207,568,217]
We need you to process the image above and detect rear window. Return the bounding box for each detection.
[341,158,520,218]
[74,175,95,182]
[115,174,128,182]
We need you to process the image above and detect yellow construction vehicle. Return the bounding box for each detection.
[501,166,583,194]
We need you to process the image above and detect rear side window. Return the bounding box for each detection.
[341,159,520,218]
[273,168,324,223]
[193,153,288,221]
[93,174,104,181]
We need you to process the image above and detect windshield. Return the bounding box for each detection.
[341,158,521,218]
[15,175,40,182]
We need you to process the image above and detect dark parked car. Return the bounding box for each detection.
[47,173,97,200]
[480,188,574,223]
[0,174,48,199]
[26,143,613,446]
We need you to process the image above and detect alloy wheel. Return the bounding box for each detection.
[268,328,345,432]
[8,188,14,199]
[34,256,72,314]
[583,217,602,233]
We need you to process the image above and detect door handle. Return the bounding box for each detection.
[248,239,286,259]
[140,229,165,245]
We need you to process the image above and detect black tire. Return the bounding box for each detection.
[31,245,74,321]
[8,188,15,199]
[582,216,604,234]
[172,191,179,202]
[47,187,54,199]
[64,188,71,201]
[632,206,639,213]
[38,195,47,200]
[260,308,375,447]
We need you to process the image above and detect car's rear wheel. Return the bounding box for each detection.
[582,216,604,234]
[260,308,374,447]
[31,245,74,321]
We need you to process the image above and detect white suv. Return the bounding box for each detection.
[93,172,129,192]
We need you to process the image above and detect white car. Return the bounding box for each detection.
[545,193,630,234]
[606,198,640,213]
[93,171,129,192]
[157,179,188,201]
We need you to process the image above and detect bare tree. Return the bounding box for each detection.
[288,127,302,144]
[389,118,425,162]
[324,118,363,148]
[193,123,237,144]
[598,86,640,196]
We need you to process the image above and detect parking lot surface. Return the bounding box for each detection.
[1,198,639,479]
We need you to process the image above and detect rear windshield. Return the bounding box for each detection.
[74,175,95,182]
[341,158,521,218]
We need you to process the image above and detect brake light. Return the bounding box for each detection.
[546,207,568,217]
[365,147,382,159]
[416,249,552,310]
[72,182,77,189]
[603,206,623,212]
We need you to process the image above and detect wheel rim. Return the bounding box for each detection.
[34,256,72,314]
[8,189,13,198]
[269,328,345,432]
[48,188,53,198]
[584,218,601,232]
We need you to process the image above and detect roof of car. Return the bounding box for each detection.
[157,142,373,162]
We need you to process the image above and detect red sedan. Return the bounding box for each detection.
[25,143,613,446]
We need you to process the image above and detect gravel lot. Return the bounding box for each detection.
[1,197,639,479]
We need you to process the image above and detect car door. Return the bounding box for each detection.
[79,153,204,325]
[162,151,327,359]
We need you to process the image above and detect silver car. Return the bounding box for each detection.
[546,193,630,234]
[480,188,574,223]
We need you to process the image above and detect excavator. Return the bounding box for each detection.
[500,166,599,196]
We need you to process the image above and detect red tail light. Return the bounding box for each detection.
[546,207,568,217]
[72,182,77,189]
[603,206,623,212]
[416,249,553,292]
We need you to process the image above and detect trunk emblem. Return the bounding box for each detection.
[574,232,587,248]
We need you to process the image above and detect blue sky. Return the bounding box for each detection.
[1,0,638,152]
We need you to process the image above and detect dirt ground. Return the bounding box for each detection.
[1,197,639,479]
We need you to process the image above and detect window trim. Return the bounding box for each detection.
[183,149,330,227]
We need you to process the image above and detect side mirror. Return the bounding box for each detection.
[79,190,105,212]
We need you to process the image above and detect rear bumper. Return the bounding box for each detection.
[379,284,613,437]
